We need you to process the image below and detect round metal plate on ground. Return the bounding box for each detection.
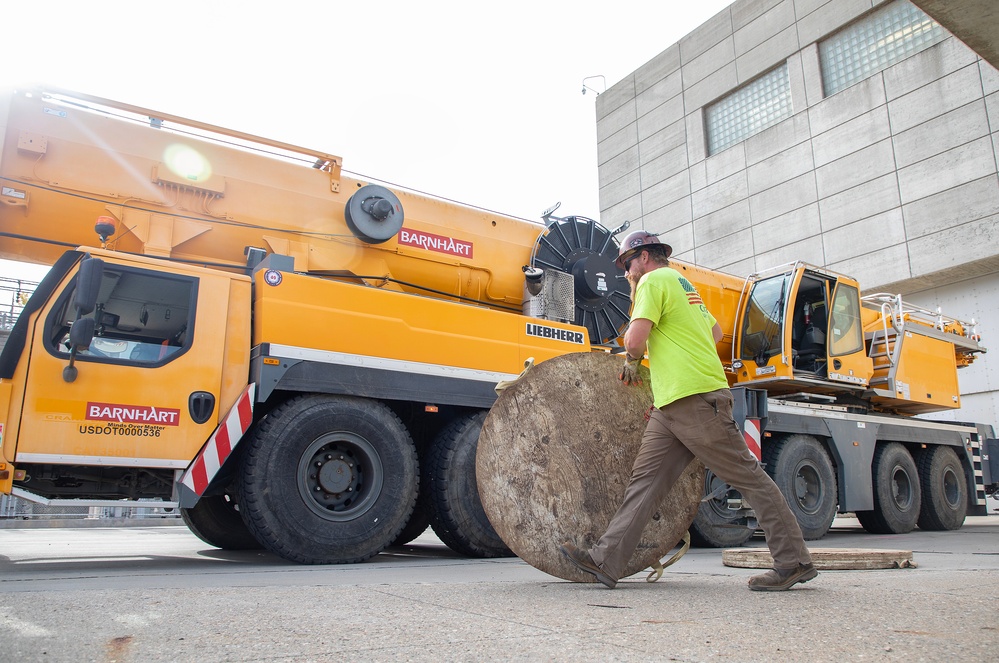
[722,547,917,570]
[476,352,703,582]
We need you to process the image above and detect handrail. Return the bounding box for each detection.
[862,292,980,340]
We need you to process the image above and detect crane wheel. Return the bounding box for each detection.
[688,469,755,548]
[916,445,967,531]
[180,491,262,550]
[856,442,921,534]
[763,434,838,540]
[237,394,418,564]
[423,411,512,558]
[389,502,430,547]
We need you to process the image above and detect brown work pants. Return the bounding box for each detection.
[589,388,811,581]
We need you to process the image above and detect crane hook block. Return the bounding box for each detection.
[344,184,405,244]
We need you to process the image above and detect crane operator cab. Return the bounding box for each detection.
[0,248,250,485]
[731,263,873,401]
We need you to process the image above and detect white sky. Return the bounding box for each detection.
[1,0,734,281]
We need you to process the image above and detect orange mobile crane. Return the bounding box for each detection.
[0,87,995,562]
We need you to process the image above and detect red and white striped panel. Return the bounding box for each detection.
[743,418,762,461]
[180,384,255,497]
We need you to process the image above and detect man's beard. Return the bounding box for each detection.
[626,270,640,301]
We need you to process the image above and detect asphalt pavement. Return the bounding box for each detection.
[0,514,997,662]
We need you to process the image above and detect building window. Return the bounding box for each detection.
[819,0,946,97]
[705,64,791,156]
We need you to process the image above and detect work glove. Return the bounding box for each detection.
[619,354,643,386]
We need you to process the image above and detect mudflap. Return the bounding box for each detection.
[985,437,999,498]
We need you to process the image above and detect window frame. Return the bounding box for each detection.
[45,264,199,368]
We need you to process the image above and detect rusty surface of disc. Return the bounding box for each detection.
[476,352,703,582]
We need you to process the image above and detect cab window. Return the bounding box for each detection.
[46,265,197,365]
[829,284,863,356]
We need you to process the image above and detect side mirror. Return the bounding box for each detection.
[69,317,97,351]
[63,257,103,383]
[63,317,98,383]
[74,258,104,316]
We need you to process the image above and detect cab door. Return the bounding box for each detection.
[12,257,236,471]
[825,279,873,387]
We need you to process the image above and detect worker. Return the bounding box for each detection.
[559,230,817,592]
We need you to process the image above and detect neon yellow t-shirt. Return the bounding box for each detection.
[631,266,728,408]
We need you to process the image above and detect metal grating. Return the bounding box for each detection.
[523,270,575,323]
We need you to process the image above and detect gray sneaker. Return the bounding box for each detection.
[559,542,617,589]
[748,563,818,591]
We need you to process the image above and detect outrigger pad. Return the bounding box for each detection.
[723,547,917,570]
[477,351,702,583]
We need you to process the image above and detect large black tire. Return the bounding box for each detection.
[181,491,262,550]
[237,395,418,564]
[917,445,968,531]
[689,469,755,548]
[763,434,838,540]
[856,442,921,534]
[389,500,430,546]
[424,411,512,558]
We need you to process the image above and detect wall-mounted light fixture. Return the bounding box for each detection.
[581,75,606,95]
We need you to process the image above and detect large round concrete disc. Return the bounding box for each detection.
[477,352,703,582]
[723,548,916,570]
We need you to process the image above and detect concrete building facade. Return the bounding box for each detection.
[595,0,999,427]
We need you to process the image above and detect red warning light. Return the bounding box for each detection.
[95,216,117,243]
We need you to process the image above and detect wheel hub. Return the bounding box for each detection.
[943,466,961,508]
[890,466,913,509]
[316,455,357,495]
[298,433,383,521]
[794,462,822,513]
[705,471,744,517]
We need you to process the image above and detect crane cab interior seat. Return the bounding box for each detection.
[798,303,826,364]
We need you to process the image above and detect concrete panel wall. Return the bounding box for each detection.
[907,272,999,430]
[594,0,999,428]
